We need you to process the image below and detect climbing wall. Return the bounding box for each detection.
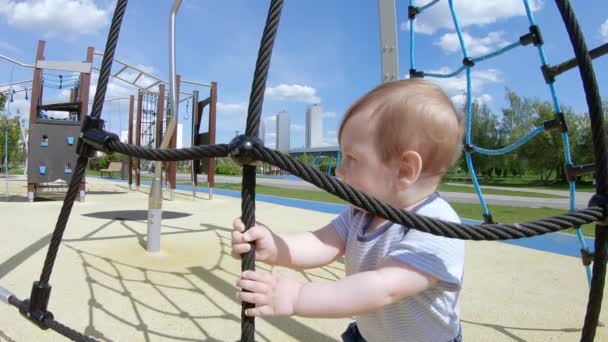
[27,123,80,184]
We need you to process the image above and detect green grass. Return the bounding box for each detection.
[449,202,594,237]
[88,170,593,237]
[189,181,594,237]
[445,174,595,192]
[437,184,566,198]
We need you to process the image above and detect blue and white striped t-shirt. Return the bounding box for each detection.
[331,193,464,342]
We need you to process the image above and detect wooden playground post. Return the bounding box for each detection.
[192,90,199,187]
[78,47,94,201]
[27,41,45,200]
[135,90,143,189]
[156,84,166,150]
[165,75,179,199]
[208,81,217,198]
[127,95,134,189]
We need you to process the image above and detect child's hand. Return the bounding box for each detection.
[231,218,278,264]
[236,269,302,317]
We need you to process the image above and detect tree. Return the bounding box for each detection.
[0,115,24,170]
[0,93,6,112]
[458,98,502,178]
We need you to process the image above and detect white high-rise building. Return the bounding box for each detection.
[275,111,290,152]
[258,120,265,146]
[305,104,323,148]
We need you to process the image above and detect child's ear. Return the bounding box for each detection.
[397,151,422,188]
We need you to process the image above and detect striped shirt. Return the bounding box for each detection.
[331,193,464,342]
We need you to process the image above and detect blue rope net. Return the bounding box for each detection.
[407,0,592,284]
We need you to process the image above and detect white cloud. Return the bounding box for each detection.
[401,0,544,35]
[601,19,608,42]
[217,102,247,114]
[0,41,22,54]
[0,0,111,39]
[322,136,338,146]
[450,93,492,109]
[323,111,337,118]
[290,124,304,132]
[265,84,321,103]
[435,31,509,56]
[422,67,501,97]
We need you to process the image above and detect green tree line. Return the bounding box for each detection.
[454,88,606,183]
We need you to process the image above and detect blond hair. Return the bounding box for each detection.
[338,78,465,176]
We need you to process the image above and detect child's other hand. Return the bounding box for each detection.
[236,269,302,317]
[231,218,278,264]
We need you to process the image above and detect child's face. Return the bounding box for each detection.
[336,112,399,206]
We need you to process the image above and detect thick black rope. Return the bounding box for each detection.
[103,140,606,239]
[39,157,88,284]
[554,1,608,341]
[239,1,283,340]
[8,295,98,342]
[39,0,128,287]
[106,140,229,160]
[240,165,257,341]
[252,146,605,239]
[89,0,128,119]
[244,0,283,138]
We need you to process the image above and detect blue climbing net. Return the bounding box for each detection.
[407,0,593,284]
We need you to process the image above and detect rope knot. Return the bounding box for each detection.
[229,134,263,166]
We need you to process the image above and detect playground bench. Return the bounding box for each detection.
[100,162,123,178]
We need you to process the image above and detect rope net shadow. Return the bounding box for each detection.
[0,0,606,341]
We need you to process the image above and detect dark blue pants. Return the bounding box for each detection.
[341,322,463,342]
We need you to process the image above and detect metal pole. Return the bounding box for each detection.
[377,0,399,83]
[147,0,182,253]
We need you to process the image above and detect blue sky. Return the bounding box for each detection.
[1,0,607,150]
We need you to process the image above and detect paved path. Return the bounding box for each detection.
[0,177,605,341]
[162,173,593,210]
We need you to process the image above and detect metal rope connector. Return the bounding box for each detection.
[19,281,54,330]
[76,115,119,157]
[229,135,263,166]
[588,193,608,226]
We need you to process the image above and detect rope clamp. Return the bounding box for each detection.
[409,69,424,78]
[407,6,419,20]
[520,25,543,46]
[580,248,594,266]
[229,134,263,166]
[76,116,119,157]
[19,281,54,330]
[588,193,608,226]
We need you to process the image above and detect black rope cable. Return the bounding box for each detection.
[106,140,229,160]
[2,0,607,341]
[554,1,608,341]
[8,295,98,342]
[39,0,129,286]
[238,1,283,340]
[104,139,605,239]
[0,1,130,340]
[38,156,88,284]
[90,0,128,120]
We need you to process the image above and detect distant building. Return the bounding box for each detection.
[305,104,323,148]
[275,111,290,152]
